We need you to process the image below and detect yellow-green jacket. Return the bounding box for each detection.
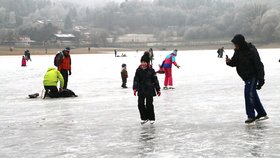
[43,67,64,88]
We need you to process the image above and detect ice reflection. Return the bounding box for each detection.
[244,123,268,157]
[137,125,157,157]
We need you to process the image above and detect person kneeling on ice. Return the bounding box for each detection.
[133,52,161,125]
[226,34,268,124]
[162,49,180,90]
[43,67,64,98]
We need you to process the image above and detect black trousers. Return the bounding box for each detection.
[44,86,60,98]
[138,95,155,121]
[60,69,68,89]
[121,77,127,87]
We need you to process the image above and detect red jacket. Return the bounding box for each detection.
[58,56,71,71]
[21,57,26,66]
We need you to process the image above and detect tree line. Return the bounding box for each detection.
[0,0,280,45]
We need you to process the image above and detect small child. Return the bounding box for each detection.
[121,63,128,88]
[133,52,161,124]
[21,56,26,66]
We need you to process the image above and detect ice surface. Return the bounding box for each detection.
[0,49,280,157]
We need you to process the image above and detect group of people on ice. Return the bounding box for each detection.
[130,34,268,125]
[42,47,76,98]
[21,50,31,66]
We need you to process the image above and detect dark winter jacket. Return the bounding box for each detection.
[227,43,264,81]
[133,66,160,97]
[121,68,128,79]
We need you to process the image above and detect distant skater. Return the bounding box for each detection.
[217,47,224,58]
[143,51,153,65]
[114,49,117,57]
[226,34,268,124]
[149,48,154,65]
[133,52,161,124]
[21,56,26,66]
[121,63,128,88]
[162,49,180,90]
[24,50,31,61]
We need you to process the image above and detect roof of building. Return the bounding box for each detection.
[54,34,75,38]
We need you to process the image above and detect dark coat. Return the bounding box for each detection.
[227,43,264,81]
[133,66,160,97]
[121,69,128,79]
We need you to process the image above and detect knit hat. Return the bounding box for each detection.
[231,34,245,45]
[65,47,70,51]
[122,63,126,67]
[141,52,150,63]
[173,49,178,56]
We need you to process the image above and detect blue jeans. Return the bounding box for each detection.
[244,78,267,118]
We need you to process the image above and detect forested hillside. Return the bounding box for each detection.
[0,0,279,46]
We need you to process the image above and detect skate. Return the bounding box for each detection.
[245,118,256,125]
[163,87,168,90]
[140,120,148,125]
[255,115,269,122]
[150,120,155,124]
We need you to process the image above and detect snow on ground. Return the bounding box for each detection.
[0,49,280,157]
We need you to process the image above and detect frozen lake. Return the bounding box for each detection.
[0,49,280,157]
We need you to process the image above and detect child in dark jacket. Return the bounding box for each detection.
[121,63,128,88]
[133,52,161,124]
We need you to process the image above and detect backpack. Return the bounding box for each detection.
[54,51,63,67]
[60,89,78,97]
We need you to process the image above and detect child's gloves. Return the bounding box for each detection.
[133,89,137,96]
[157,91,161,96]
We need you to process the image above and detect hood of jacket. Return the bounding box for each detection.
[47,67,56,72]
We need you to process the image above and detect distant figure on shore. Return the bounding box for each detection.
[24,50,31,61]
[114,49,117,57]
[217,47,224,58]
[21,56,26,67]
[88,47,91,53]
[9,47,13,52]
[121,63,128,88]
